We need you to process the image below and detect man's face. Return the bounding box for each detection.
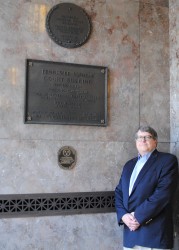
[135,130,157,156]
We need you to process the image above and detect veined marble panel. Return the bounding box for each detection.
[0,0,174,249]
[169,1,179,249]
[139,2,170,141]
[0,139,137,194]
[0,214,121,250]
[170,0,179,142]
[140,0,168,7]
[0,0,140,142]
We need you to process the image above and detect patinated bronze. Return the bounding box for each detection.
[58,146,77,170]
[46,3,91,48]
[24,59,108,126]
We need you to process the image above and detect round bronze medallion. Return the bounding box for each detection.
[58,146,77,170]
[46,3,91,48]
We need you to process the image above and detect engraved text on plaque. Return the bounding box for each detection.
[24,59,108,126]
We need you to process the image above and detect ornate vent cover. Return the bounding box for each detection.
[0,191,115,218]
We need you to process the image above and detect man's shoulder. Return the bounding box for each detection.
[154,150,178,162]
[125,157,138,166]
[154,150,177,158]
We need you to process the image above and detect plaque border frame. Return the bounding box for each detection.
[46,3,91,48]
[24,59,108,127]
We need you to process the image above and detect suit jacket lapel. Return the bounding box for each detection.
[124,157,138,208]
[130,149,158,196]
[127,157,138,182]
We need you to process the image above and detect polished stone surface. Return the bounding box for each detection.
[170,1,179,248]
[139,1,170,141]
[140,0,169,7]
[0,214,121,250]
[0,0,176,249]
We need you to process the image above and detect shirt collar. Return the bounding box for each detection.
[138,149,155,161]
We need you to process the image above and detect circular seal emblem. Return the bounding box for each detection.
[58,146,77,170]
[46,3,91,48]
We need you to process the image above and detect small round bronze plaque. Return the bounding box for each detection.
[58,146,77,170]
[46,3,91,48]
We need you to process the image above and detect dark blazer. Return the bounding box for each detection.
[115,149,178,248]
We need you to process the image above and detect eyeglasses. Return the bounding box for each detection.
[135,136,154,141]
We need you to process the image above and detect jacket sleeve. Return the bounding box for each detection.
[115,173,128,225]
[134,154,178,225]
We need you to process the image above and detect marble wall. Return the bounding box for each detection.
[170,0,179,248]
[0,0,177,249]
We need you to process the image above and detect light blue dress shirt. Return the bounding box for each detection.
[129,151,153,196]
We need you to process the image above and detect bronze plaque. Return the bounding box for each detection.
[58,146,77,170]
[46,3,91,48]
[24,59,108,126]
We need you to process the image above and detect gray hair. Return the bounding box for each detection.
[135,125,158,140]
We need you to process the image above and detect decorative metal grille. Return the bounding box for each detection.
[0,191,115,218]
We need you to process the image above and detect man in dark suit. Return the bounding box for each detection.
[115,126,178,250]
